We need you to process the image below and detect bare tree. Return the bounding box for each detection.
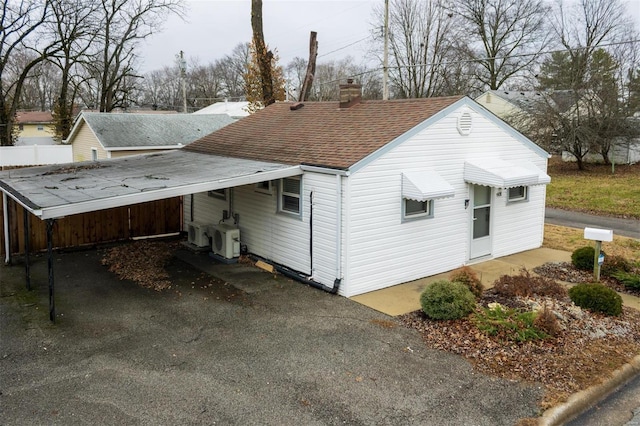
[48,0,100,139]
[0,0,60,146]
[372,0,460,98]
[454,0,550,90]
[85,0,185,112]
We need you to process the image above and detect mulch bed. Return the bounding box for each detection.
[399,264,640,412]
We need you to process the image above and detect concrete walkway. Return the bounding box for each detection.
[351,247,640,316]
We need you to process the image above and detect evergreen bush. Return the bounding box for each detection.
[568,283,622,316]
[420,280,476,320]
[571,246,596,271]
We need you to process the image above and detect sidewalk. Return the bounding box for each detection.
[351,247,640,316]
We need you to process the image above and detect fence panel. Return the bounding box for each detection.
[1,196,182,256]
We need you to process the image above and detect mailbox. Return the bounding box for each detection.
[583,227,613,242]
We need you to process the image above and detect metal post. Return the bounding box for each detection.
[382,0,389,100]
[46,219,56,323]
[593,240,602,282]
[23,209,31,291]
[3,192,11,265]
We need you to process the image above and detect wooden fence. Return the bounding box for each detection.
[0,196,182,256]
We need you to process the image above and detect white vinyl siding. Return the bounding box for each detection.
[183,173,339,286]
[342,104,548,296]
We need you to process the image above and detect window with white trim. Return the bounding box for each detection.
[255,180,272,194]
[279,176,301,215]
[91,148,98,161]
[507,186,528,203]
[403,198,433,220]
[208,188,227,200]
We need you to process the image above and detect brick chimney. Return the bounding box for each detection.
[339,79,362,109]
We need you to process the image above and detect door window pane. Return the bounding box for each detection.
[474,185,491,206]
[473,206,490,238]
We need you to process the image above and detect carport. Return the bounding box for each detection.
[0,150,301,322]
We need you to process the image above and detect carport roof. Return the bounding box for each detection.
[0,150,301,220]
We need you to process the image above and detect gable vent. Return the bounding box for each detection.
[457,110,473,135]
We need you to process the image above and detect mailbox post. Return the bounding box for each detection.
[583,227,613,282]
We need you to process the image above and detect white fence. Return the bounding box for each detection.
[0,145,72,167]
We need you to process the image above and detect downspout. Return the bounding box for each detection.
[190,194,194,223]
[334,174,343,292]
[3,192,11,265]
[309,191,313,277]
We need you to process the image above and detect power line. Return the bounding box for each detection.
[315,37,640,86]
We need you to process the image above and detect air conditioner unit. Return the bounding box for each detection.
[187,222,210,247]
[211,223,240,259]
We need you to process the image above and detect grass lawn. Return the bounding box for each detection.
[544,224,640,260]
[546,157,640,219]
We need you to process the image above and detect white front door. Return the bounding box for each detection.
[470,185,492,259]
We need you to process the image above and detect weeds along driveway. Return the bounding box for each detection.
[0,247,543,425]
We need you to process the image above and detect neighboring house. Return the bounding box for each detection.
[193,101,251,119]
[15,111,56,146]
[65,112,236,162]
[183,83,551,297]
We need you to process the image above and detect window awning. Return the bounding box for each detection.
[463,158,550,188]
[402,171,455,201]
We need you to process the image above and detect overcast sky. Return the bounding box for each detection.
[141,0,378,73]
[140,0,640,74]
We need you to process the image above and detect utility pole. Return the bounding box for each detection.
[382,0,390,100]
[178,50,187,113]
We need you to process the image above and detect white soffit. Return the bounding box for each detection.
[402,171,455,201]
[463,158,550,188]
[0,150,301,219]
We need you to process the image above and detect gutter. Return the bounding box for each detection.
[250,254,340,295]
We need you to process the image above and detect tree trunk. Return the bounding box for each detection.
[251,0,275,106]
[299,31,318,102]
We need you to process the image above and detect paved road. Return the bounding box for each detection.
[566,374,640,426]
[545,208,640,239]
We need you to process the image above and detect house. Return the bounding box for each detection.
[182,82,551,297]
[65,112,236,162]
[193,100,251,119]
[14,111,56,146]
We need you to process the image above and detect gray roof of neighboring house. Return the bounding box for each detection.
[71,112,236,148]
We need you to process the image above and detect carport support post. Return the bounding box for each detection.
[23,209,31,290]
[46,219,56,323]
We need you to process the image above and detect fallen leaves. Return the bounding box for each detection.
[400,294,640,409]
[101,240,177,291]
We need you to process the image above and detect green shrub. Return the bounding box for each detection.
[449,266,484,298]
[420,280,476,320]
[472,304,549,342]
[493,269,567,298]
[601,255,633,277]
[571,246,596,271]
[612,271,640,290]
[568,283,622,316]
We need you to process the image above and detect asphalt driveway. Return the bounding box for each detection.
[0,245,543,425]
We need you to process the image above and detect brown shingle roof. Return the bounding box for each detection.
[16,111,54,124]
[185,96,464,170]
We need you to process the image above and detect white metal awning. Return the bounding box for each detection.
[463,158,550,188]
[0,150,302,220]
[402,171,455,201]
